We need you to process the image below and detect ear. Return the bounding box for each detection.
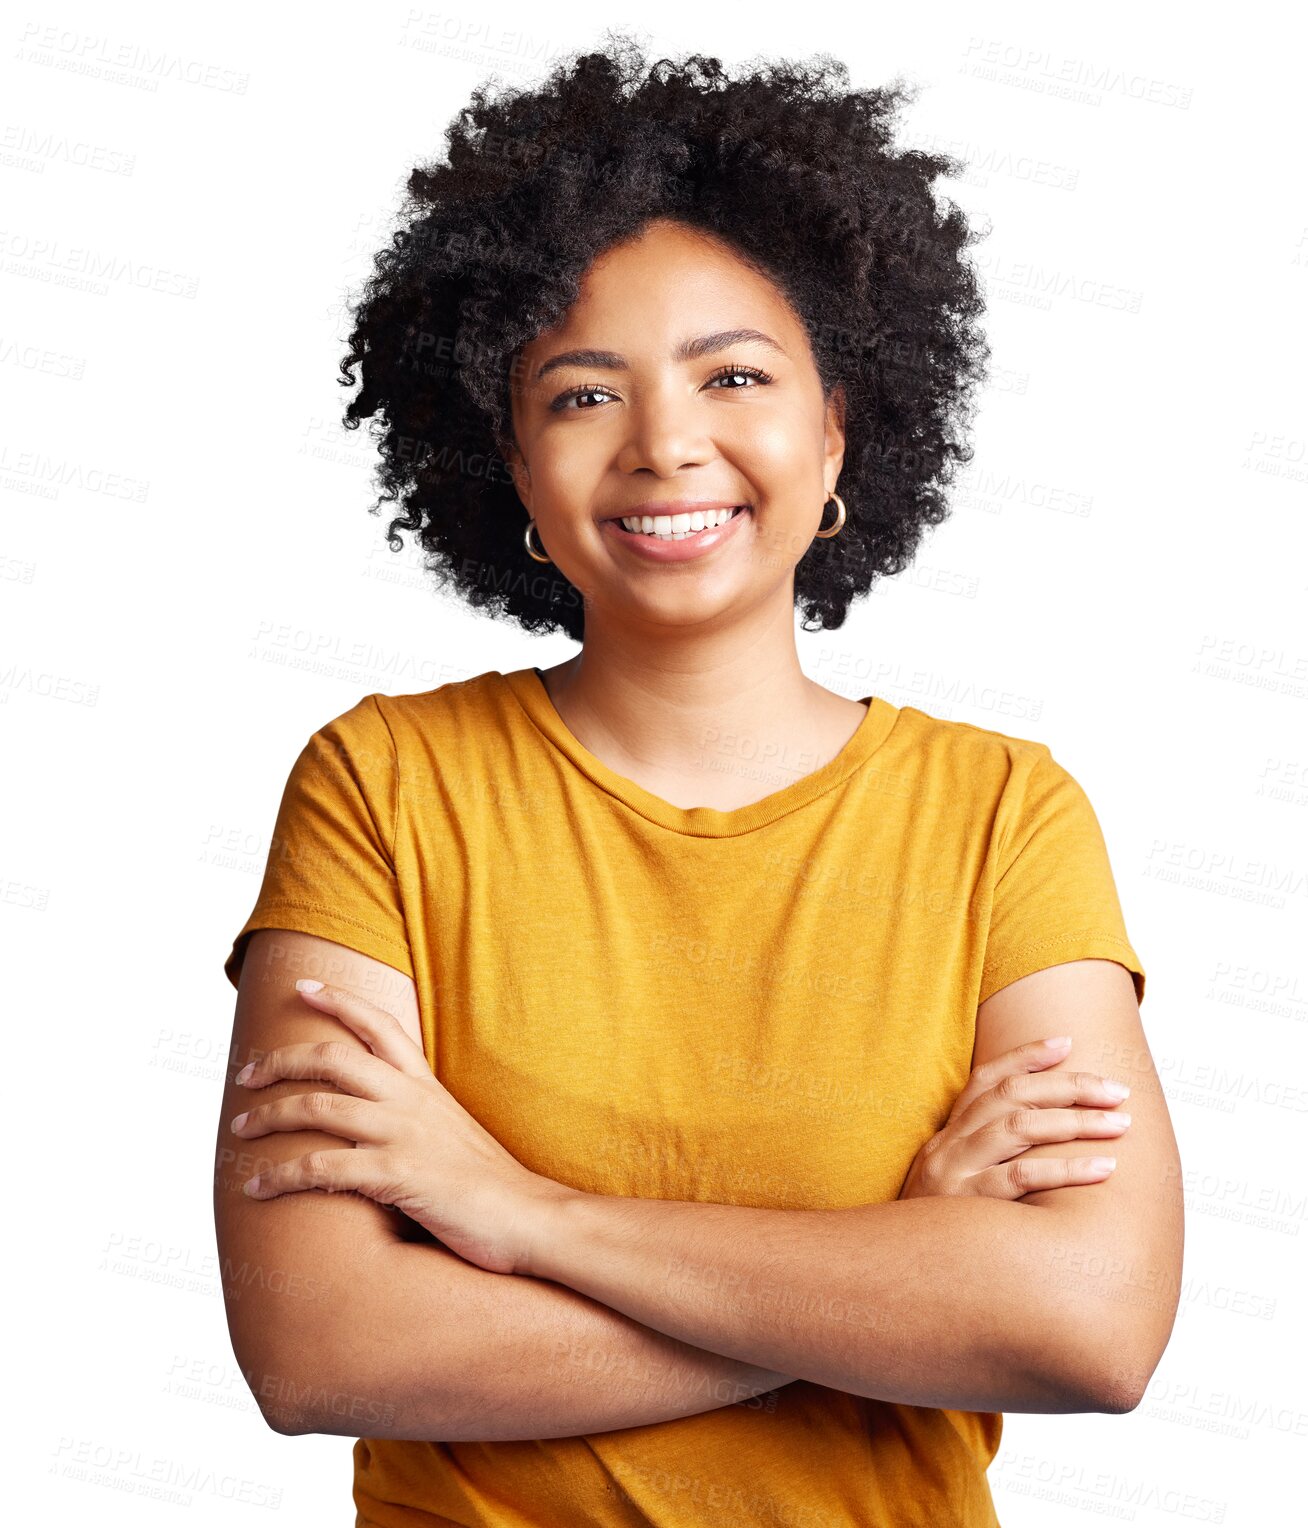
[824,383,846,486]
[500,352,536,511]
[497,432,532,512]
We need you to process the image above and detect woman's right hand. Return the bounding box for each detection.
[898,1036,1132,1201]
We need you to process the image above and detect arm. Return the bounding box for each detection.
[967,958,1184,1408]
[522,959,1183,1416]
[214,929,793,1438]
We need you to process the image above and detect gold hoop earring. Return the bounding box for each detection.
[815,492,846,538]
[524,518,552,564]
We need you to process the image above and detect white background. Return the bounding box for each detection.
[5,0,1306,1522]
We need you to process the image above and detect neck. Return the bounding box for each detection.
[535,599,864,804]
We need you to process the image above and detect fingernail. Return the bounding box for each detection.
[1089,1157,1117,1172]
[1044,1035,1072,1049]
[296,978,324,993]
[230,1112,248,1132]
[1103,1080,1131,1100]
[235,1062,254,1084]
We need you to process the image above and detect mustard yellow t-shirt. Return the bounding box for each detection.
[224,666,1145,1528]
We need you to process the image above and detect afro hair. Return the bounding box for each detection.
[339,30,990,642]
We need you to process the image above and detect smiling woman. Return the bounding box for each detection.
[339,38,988,645]
[504,227,851,623]
[216,29,1181,1528]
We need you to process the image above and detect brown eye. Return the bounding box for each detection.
[705,364,773,389]
[550,383,615,412]
[550,383,618,412]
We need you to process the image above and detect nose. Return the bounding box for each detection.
[614,377,715,478]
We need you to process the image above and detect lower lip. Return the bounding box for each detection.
[601,507,750,562]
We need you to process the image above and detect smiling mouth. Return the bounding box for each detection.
[611,506,749,541]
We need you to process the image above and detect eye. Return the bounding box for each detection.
[548,362,775,413]
[704,363,774,390]
[549,383,617,413]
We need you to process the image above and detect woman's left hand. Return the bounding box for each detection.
[229,979,569,1275]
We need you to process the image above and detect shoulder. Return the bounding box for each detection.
[365,672,519,754]
[315,671,521,815]
[883,702,1092,856]
[889,700,1055,786]
[272,673,511,844]
[316,669,510,755]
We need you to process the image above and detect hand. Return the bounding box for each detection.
[229,979,570,1274]
[898,1036,1132,1201]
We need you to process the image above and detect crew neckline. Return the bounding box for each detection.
[499,666,899,838]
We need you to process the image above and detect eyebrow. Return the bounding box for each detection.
[533,327,787,382]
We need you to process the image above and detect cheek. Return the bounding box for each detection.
[530,442,601,516]
[728,409,823,491]
[543,413,617,461]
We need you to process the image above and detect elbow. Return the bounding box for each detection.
[265,1407,321,1437]
[1039,1262,1180,1414]
[243,1354,327,1436]
[1078,1368,1143,1415]
[1026,1297,1169,1414]
[1089,1349,1162,1415]
[1038,1359,1146,1416]
[1063,1332,1170,1415]
[1084,1372,1147,1415]
[1089,1294,1181,1414]
[222,1256,410,1439]
[233,1308,402,1438]
[227,1313,335,1436]
[218,1253,354,1437]
[262,1403,313,1437]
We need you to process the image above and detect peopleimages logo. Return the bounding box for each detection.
[16,23,250,94]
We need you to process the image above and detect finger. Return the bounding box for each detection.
[956,1067,1133,1134]
[232,1091,391,1146]
[294,980,430,1078]
[976,1104,1132,1161]
[236,1038,398,1100]
[243,1146,399,1203]
[967,1153,1118,1200]
[949,1036,1072,1119]
[1001,1068,1132,1109]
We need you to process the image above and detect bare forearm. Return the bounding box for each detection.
[296,1235,796,1440]
[528,1191,1112,1414]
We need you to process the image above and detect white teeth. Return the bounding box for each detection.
[619,506,744,539]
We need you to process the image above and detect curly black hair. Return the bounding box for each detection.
[338,31,990,642]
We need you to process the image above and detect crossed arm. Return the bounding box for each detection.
[216,931,794,1441]
[521,957,1183,1415]
[215,933,1183,1436]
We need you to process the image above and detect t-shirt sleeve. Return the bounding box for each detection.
[980,745,1145,1007]
[222,693,414,990]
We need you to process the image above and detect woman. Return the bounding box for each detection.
[215,36,1180,1527]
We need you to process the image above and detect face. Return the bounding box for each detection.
[505,217,845,635]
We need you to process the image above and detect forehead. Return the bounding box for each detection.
[518,220,800,357]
